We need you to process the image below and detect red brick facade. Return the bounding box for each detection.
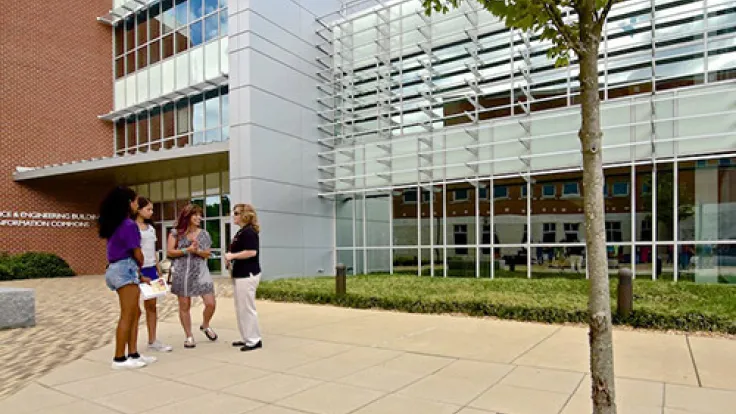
[0,1,114,274]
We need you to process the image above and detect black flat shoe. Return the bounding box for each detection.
[240,341,263,352]
[232,341,245,347]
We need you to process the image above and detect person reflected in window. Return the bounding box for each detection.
[167,204,217,349]
[225,203,263,352]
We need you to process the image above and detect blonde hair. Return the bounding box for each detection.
[234,203,260,233]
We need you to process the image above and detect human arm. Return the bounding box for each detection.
[225,250,256,261]
[166,231,197,258]
[191,231,212,259]
[132,247,144,268]
[224,228,257,262]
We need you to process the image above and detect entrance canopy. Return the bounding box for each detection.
[13,142,228,186]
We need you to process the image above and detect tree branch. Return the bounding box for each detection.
[542,2,582,54]
[595,0,616,35]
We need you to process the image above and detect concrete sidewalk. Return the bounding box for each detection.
[1,298,734,414]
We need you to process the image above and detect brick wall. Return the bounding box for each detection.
[0,1,114,275]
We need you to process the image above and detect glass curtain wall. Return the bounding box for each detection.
[131,171,231,273]
[324,0,735,282]
[114,86,229,155]
[114,0,228,79]
[336,158,735,282]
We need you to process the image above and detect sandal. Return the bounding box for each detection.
[184,337,196,348]
[200,325,218,341]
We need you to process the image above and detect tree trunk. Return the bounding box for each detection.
[578,5,617,414]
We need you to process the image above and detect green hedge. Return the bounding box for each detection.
[0,252,75,281]
[258,275,736,334]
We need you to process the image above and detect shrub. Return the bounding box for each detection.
[0,252,75,281]
[0,264,13,281]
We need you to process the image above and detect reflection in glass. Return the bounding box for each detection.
[205,219,221,249]
[678,158,736,242]
[175,0,188,27]
[192,95,205,132]
[220,10,228,36]
[336,196,354,248]
[338,250,355,275]
[204,14,219,42]
[365,192,390,247]
[221,195,230,216]
[190,0,203,20]
[190,20,203,46]
[206,0,219,14]
[205,89,219,130]
[393,188,418,248]
[205,195,220,217]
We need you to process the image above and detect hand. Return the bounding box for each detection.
[140,276,152,284]
[225,252,235,262]
[186,244,198,253]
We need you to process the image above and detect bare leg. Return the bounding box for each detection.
[201,294,216,329]
[128,297,141,355]
[115,285,140,359]
[144,299,157,344]
[178,296,193,338]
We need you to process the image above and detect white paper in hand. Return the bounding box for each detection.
[140,278,169,300]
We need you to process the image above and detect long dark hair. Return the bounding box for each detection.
[134,197,155,226]
[175,204,203,237]
[98,186,137,239]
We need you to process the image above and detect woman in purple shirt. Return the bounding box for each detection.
[98,186,156,370]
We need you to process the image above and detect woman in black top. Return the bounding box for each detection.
[224,203,263,351]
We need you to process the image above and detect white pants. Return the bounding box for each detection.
[233,274,262,346]
[570,255,583,271]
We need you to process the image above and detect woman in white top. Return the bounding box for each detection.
[135,197,173,352]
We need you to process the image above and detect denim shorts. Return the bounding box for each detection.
[140,266,159,280]
[105,257,140,291]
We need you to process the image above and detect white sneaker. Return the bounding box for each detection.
[134,354,158,365]
[111,358,146,370]
[148,340,173,352]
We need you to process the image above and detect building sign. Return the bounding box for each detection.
[0,211,98,228]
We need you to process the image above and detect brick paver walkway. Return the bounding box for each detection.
[0,275,232,399]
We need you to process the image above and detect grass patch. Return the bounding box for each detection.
[258,275,736,334]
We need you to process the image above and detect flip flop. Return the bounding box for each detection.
[200,325,218,341]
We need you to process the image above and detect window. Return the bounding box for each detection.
[482,224,491,254]
[640,218,652,241]
[563,182,580,196]
[403,189,418,203]
[542,184,556,198]
[114,86,229,155]
[453,189,469,202]
[612,182,630,197]
[642,182,652,195]
[113,0,228,77]
[420,190,431,203]
[478,187,489,200]
[543,223,557,243]
[603,183,608,196]
[606,221,623,242]
[494,186,508,199]
[454,225,468,255]
[520,185,527,198]
[564,223,580,242]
